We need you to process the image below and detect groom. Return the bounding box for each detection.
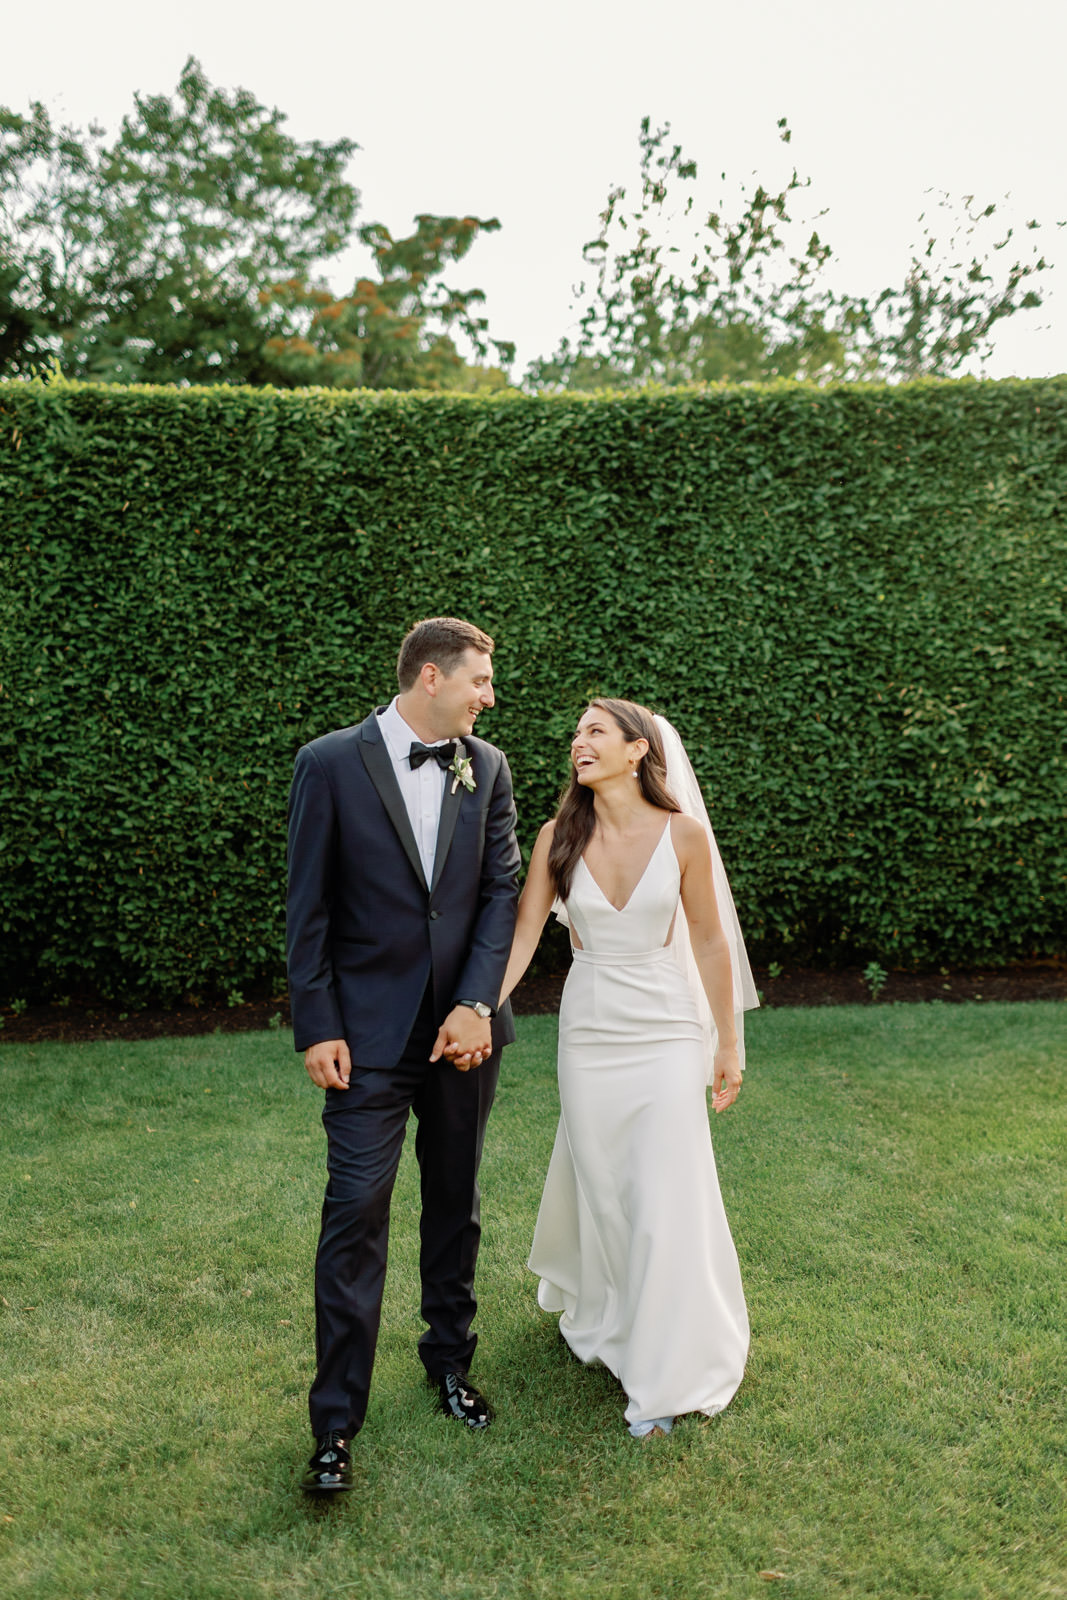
[286,617,520,1494]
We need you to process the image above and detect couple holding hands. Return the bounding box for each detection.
[286,617,758,1493]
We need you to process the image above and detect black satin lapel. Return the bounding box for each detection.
[357,725,428,892]
[430,745,465,895]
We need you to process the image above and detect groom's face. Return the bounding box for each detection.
[431,649,496,738]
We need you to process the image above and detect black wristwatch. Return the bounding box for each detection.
[456,999,494,1019]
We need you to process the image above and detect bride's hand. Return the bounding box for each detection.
[709,1045,742,1113]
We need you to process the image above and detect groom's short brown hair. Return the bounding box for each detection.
[397,616,495,691]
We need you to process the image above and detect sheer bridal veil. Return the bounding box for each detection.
[653,715,760,1077]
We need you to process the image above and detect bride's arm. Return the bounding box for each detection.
[499,821,558,1005]
[675,815,742,1112]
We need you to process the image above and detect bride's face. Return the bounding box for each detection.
[571,707,646,786]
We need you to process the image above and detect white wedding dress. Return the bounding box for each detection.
[528,816,750,1434]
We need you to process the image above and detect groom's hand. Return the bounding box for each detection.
[304,1039,352,1090]
[430,1006,492,1072]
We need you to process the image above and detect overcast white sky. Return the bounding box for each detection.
[3,0,1065,379]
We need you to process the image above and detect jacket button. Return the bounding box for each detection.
[429,910,440,920]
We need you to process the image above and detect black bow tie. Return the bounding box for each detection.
[409,740,457,771]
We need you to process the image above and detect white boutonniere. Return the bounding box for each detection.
[449,750,476,796]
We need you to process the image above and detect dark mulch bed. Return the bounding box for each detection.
[2,959,1063,1047]
[514,958,1067,1018]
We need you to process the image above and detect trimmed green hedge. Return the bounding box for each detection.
[1,376,1064,1002]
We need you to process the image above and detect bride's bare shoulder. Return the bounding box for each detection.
[669,812,709,854]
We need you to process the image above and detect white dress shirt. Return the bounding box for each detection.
[377,697,453,885]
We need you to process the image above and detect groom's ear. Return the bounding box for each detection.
[420,662,441,696]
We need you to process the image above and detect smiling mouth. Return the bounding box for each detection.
[575,755,597,769]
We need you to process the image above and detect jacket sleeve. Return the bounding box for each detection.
[286,743,345,1051]
[451,750,521,1010]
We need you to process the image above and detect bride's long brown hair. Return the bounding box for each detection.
[547,698,680,901]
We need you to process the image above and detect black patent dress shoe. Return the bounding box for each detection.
[436,1371,492,1430]
[301,1430,354,1494]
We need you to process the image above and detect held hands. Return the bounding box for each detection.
[431,1005,492,1072]
[303,1008,491,1088]
[304,1038,352,1091]
[709,1044,742,1113]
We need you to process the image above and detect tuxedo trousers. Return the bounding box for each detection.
[310,986,501,1438]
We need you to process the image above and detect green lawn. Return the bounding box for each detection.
[1,1003,1063,1600]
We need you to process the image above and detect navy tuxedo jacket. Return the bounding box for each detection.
[286,710,521,1062]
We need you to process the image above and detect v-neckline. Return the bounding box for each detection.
[579,818,673,914]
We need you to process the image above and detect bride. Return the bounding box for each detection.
[498,698,758,1438]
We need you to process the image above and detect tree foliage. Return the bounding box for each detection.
[260,213,515,390]
[529,118,1054,389]
[2,71,1054,394]
[0,61,513,390]
[0,57,360,382]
